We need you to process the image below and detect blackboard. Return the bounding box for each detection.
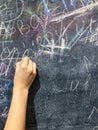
[0,0,98,130]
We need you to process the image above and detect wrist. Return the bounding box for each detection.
[13,87,29,96]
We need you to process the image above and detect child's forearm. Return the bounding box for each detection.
[3,57,36,130]
[4,88,29,130]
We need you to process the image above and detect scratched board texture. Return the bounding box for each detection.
[1,0,98,130]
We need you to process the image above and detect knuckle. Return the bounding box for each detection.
[33,71,37,77]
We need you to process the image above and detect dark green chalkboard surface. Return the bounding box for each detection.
[0,0,98,130]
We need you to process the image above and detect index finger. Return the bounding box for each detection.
[21,56,29,67]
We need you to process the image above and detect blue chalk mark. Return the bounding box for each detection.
[83,0,89,5]
[67,27,84,49]
[62,0,68,11]
[50,0,57,2]
[70,0,76,8]
[5,80,13,90]
[0,77,12,82]
[42,0,51,16]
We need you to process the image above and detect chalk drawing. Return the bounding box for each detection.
[0,0,24,23]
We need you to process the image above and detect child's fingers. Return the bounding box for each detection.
[16,61,21,71]
[21,57,29,67]
[28,60,33,72]
[32,62,36,76]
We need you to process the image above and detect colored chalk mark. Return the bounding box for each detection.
[66,27,84,49]
[62,0,68,11]
[70,0,76,8]
[42,0,51,16]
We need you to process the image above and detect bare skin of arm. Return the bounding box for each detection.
[4,57,37,130]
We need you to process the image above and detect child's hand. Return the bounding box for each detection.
[14,57,36,92]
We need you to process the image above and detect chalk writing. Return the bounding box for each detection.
[0,0,98,130]
[88,106,98,120]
